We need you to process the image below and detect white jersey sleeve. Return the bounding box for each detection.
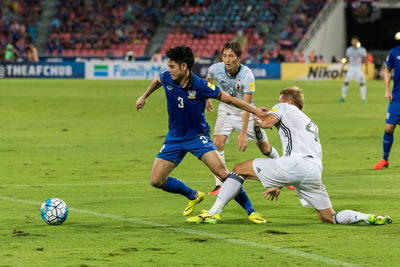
[207,63,217,80]
[242,69,255,95]
[267,103,287,120]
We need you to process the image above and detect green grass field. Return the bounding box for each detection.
[0,79,399,266]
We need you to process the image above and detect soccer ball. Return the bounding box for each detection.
[40,198,68,225]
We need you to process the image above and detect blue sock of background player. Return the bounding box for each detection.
[161,177,197,200]
[383,131,393,161]
[233,186,256,215]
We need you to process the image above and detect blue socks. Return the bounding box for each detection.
[234,186,256,216]
[161,177,197,200]
[383,131,394,161]
[160,175,256,216]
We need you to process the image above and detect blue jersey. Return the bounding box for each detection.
[386,45,400,102]
[159,70,221,141]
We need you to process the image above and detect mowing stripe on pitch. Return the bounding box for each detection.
[0,195,360,267]
[0,180,214,188]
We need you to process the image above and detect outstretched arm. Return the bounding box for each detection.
[217,91,263,117]
[384,66,393,102]
[255,109,279,129]
[205,77,214,112]
[136,77,162,111]
[237,94,252,152]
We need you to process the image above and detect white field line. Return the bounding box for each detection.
[0,180,212,187]
[0,195,361,267]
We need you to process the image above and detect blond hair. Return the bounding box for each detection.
[279,86,304,110]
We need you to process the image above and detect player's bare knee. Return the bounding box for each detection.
[232,163,244,175]
[263,144,272,155]
[214,141,225,151]
[385,125,395,134]
[149,175,166,188]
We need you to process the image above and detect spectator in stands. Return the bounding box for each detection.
[151,49,163,62]
[261,50,270,64]
[234,30,248,48]
[125,51,135,62]
[5,42,16,62]
[331,55,339,63]
[24,36,38,62]
[297,52,305,63]
[276,50,285,63]
[308,50,316,63]
[368,53,373,64]
[317,55,325,63]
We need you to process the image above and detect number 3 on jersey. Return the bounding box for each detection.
[305,120,319,142]
[177,97,184,108]
[200,135,208,144]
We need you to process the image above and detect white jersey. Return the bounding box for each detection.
[346,46,367,69]
[207,62,256,116]
[268,103,322,166]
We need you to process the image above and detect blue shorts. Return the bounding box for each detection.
[386,101,400,125]
[157,135,217,165]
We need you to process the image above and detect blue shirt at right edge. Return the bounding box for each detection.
[386,45,400,102]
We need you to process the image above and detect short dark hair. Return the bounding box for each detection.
[351,35,359,41]
[222,41,242,58]
[166,46,195,70]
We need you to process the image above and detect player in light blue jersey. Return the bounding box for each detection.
[339,36,368,103]
[136,46,267,223]
[374,45,400,169]
[206,41,281,195]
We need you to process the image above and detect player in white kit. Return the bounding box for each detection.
[339,35,368,103]
[206,41,280,195]
[188,86,392,225]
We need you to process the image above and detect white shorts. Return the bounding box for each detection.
[252,155,332,210]
[345,67,365,83]
[213,112,268,144]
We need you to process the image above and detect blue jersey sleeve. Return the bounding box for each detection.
[386,49,395,69]
[195,77,221,99]
[159,70,169,83]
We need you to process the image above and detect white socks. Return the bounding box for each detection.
[341,84,348,98]
[360,85,367,100]
[334,210,371,224]
[341,84,367,100]
[208,173,244,215]
[214,151,225,186]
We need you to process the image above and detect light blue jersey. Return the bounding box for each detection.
[207,62,256,116]
[346,46,367,69]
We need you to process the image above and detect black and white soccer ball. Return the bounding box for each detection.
[40,198,68,225]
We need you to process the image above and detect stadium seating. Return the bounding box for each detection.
[275,0,327,62]
[0,0,41,59]
[164,0,285,58]
[45,0,167,57]
[1,0,327,61]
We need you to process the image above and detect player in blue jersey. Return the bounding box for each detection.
[136,46,267,223]
[374,45,400,170]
